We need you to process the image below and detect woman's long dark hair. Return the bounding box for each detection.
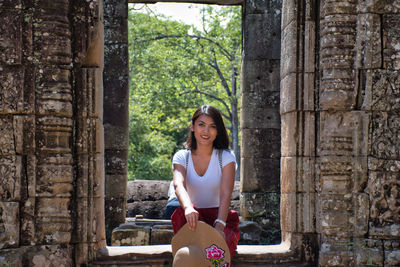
[184,105,230,150]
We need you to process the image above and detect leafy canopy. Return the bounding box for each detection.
[128,4,242,180]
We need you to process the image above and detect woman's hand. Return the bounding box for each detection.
[214,222,226,240]
[184,206,199,231]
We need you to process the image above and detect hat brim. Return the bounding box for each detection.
[171,221,231,266]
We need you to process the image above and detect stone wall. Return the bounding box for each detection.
[0,0,105,266]
[316,1,400,265]
[103,0,130,245]
[125,180,240,219]
[241,0,282,244]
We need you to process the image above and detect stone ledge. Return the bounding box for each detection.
[92,243,306,266]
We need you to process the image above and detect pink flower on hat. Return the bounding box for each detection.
[205,244,225,267]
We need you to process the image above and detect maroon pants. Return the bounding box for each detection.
[171,206,240,258]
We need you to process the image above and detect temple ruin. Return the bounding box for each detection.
[0,0,399,266]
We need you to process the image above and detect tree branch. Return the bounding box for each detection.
[134,34,233,60]
[209,51,232,98]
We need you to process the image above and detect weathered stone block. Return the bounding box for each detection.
[104,124,129,150]
[103,43,129,78]
[0,247,23,267]
[104,19,128,44]
[127,180,170,202]
[280,72,297,114]
[371,111,400,159]
[105,197,127,243]
[111,226,151,246]
[281,112,298,157]
[383,15,400,70]
[243,13,281,60]
[298,193,316,233]
[240,192,279,220]
[0,156,21,201]
[354,238,384,267]
[300,111,316,157]
[20,197,36,245]
[281,20,298,77]
[0,117,15,156]
[317,195,354,238]
[281,0,296,31]
[0,8,22,64]
[93,153,105,198]
[23,245,73,267]
[238,221,262,245]
[150,226,174,245]
[280,193,296,233]
[240,157,280,193]
[319,240,354,266]
[105,174,127,199]
[319,111,369,157]
[36,197,72,244]
[384,240,400,266]
[357,0,385,13]
[105,149,128,175]
[304,21,316,72]
[367,69,400,111]
[354,193,369,236]
[298,157,316,193]
[126,200,167,219]
[75,68,103,118]
[317,156,353,194]
[241,107,281,129]
[281,156,296,193]
[303,72,316,111]
[356,13,382,69]
[367,157,400,230]
[0,202,19,248]
[104,0,128,20]
[0,67,23,113]
[241,128,281,158]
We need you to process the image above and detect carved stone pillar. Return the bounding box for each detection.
[103,0,129,244]
[241,0,282,244]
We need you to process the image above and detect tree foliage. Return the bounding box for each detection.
[128,4,242,180]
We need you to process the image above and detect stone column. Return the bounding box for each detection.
[240,0,282,244]
[317,0,360,265]
[71,0,106,263]
[279,0,318,263]
[103,0,130,244]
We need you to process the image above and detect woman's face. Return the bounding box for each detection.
[191,114,218,147]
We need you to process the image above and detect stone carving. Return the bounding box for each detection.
[0,8,21,64]
[0,118,15,156]
[0,67,23,112]
[367,158,400,226]
[319,0,357,110]
[370,70,400,111]
[371,111,400,159]
[383,15,400,70]
[0,202,19,249]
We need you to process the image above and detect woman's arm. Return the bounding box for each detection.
[173,163,199,231]
[215,162,236,236]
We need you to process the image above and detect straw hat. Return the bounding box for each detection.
[171,221,231,267]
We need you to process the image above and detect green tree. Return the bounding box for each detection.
[128,4,242,180]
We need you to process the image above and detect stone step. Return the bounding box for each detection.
[111,216,264,246]
[89,244,307,267]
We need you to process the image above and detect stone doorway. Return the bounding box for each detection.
[103,0,283,246]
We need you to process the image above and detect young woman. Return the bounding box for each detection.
[171,105,240,258]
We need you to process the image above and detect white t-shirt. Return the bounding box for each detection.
[172,149,236,208]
